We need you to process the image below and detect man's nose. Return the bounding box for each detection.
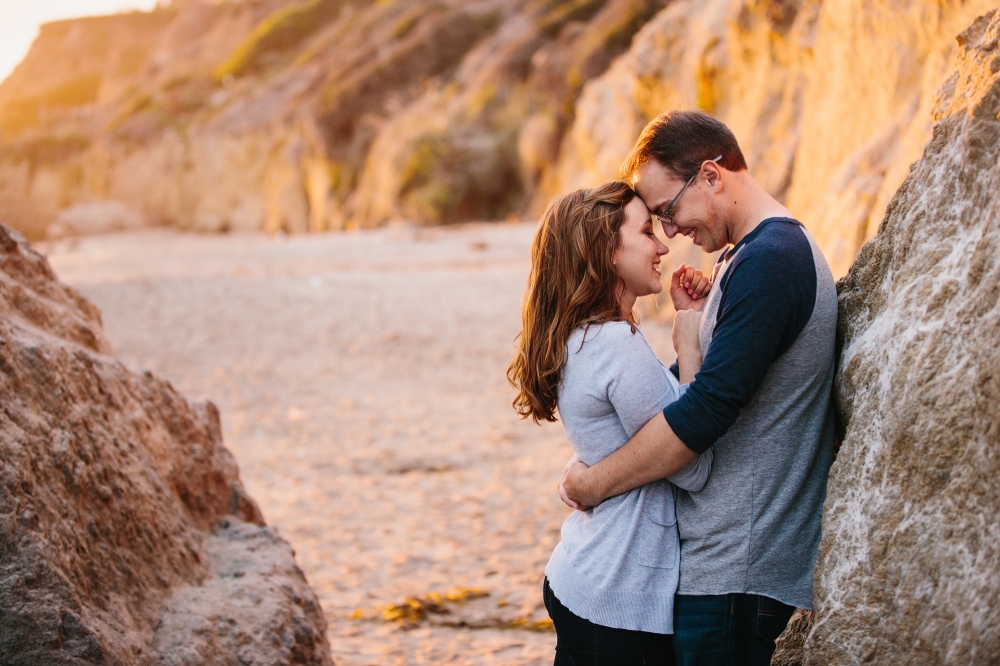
[660,220,679,238]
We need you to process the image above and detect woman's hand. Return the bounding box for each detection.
[558,453,593,511]
[673,309,704,384]
[669,264,713,312]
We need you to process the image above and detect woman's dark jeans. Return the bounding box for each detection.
[543,578,675,666]
[673,593,795,666]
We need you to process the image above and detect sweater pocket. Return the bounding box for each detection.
[637,489,678,569]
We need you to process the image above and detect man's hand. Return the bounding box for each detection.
[562,458,602,509]
[558,453,593,511]
[669,264,713,312]
[560,414,698,508]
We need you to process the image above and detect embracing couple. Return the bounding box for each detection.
[508,110,837,666]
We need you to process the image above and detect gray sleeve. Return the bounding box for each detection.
[666,448,713,492]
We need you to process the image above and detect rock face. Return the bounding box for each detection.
[0,223,331,663]
[553,0,998,278]
[795,9,1000,665]
[1,0,991,266]
[0,0,666,239]
[771,609,812,666]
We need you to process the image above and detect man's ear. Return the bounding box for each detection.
[703,161,722,190]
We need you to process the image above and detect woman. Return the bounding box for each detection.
[507,182,713,665]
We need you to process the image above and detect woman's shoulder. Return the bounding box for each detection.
[569,320,641,346]
[566,321,653,364]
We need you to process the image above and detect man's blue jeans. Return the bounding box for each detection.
[673,593,795,666]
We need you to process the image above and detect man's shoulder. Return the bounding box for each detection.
[724,219,816,290]
[737,218,811,260]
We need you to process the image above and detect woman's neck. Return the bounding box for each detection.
[618,292,637,319]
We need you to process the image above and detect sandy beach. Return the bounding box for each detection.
[43,222,679,665]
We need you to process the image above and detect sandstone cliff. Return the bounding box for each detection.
[553,0,998,278]
[0,223,331,663]
[3,0,992,273]
[0,0,666,239]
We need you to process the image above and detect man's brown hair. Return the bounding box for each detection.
[620,110,748,182]
[507,182,636,423]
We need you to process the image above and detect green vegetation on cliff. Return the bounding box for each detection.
[215,0,347,80]
[399,127,522,224]
[0,0,667,233]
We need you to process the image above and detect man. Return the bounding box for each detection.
[561,110,837,665]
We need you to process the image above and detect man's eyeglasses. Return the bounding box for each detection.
[651,155,723,227]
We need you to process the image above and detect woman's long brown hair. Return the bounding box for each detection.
[507,181,636,423]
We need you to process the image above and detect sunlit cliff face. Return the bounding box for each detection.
[0,1,159,85]
[0,0,996,282]
[0,0,670,240]
[549,0,999,278]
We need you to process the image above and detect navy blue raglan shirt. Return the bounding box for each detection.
[664,216,837,610]
[666,217,817,453]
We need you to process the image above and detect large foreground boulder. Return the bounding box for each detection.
[793,9,1000,665]
[0,224,332,664]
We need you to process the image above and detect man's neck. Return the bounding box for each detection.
[725,174,792,246]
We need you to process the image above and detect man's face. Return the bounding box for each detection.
[634,160,727,253]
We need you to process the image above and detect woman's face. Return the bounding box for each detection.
[613,196,669,307]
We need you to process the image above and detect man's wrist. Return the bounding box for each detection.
[578,464,605,506]
[565,462,602,507]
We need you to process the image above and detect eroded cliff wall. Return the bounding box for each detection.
[1,0,992,269]
[553,0,998,277]
[0,0,667,239]
[801,9,1000,664]
[0,223,332,664]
